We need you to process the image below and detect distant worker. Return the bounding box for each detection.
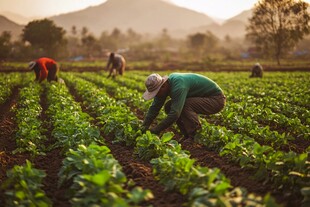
[29,57,59,83]
[106,52,126,78]
[141,73,226,141]
[250,62,263,78]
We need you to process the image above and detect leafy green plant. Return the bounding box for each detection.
[14,82,47,156]
[45,83,103,151]
[135,131,182,161]
[188,187,278,207]
[58,144,153,206]
[0,73,21,104]
[58,144,117,186]
[2,160,52,207]
[151,149,231,195]
[71,172,153,207]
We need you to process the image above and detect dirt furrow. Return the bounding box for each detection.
[0,87,30,204]
[68,84,186,207]
[33,85,70,207]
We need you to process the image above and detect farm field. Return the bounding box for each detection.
[0,69,309,207]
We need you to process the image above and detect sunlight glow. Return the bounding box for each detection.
[0,0,309,19]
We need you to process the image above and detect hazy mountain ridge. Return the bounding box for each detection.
[50,0,216,38]
[0,0,253,40]
[0,11,38,24]
[0,15,23,40]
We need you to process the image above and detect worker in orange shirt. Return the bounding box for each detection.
[28,57,59,83]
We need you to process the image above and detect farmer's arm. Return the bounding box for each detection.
[151,88,187,134]
[38,63,48,83]
[143,97,166,129]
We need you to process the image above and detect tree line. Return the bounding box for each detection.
[0,0,309,65]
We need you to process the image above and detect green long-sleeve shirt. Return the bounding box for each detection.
[144,73,223,133]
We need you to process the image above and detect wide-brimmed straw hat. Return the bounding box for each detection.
[28,61,36,70]
[143,73,168,100]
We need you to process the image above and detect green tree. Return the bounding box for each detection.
[66,25,80,58]
[0,31,12,60]
[187,31,219,60]
[126,28,142,44]
[81,26,88,37]
[246,0,310,65]
[188,33,206,49]
[22,18,66,57]
[204,31,219,53]
[71,25,77,36]
[157,28,171,48]
[99,28,124,51]
[110,28,123,50]
[82,34,101,59]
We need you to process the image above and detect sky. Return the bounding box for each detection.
[0,0,309,20]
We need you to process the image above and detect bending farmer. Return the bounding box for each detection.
[29,57,59,83]
[106,52,126,78]
[250,62,263,78]
[142,73,226,140]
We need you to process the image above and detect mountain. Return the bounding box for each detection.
[226,9,252,24]
[192,10,253,39]
[218,10,253,39]
[0,0,254,40]
[1,11,35,25]
[0,15,23,40]
[49,0,216,38]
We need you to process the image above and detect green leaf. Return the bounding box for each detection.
[161,132,174,143]
[15,191,25,200]
[214,182,231,194]
[91,171,110,186]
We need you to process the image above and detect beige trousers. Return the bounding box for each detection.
[165,94,226,137]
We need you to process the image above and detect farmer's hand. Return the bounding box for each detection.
[141,125,149,133]
[150,127,160,135]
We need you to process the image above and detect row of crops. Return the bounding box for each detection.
[0,70,309,207]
